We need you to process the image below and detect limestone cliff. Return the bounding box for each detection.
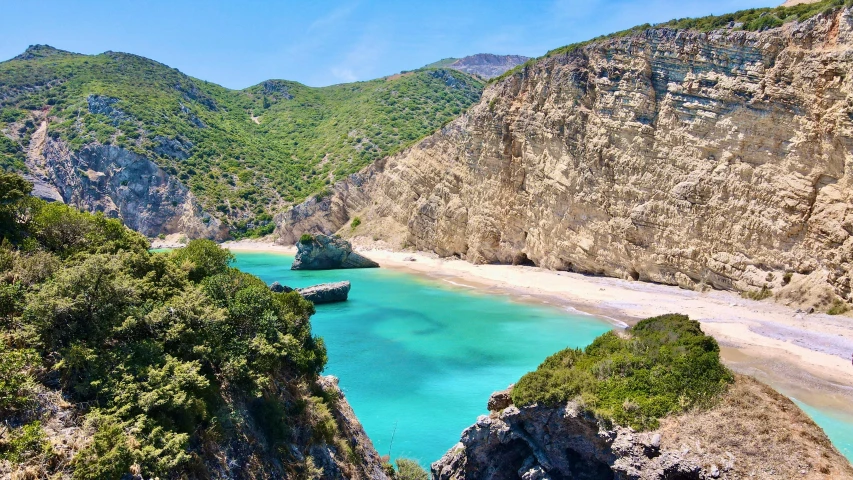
[23,119,227,240]
[432,375,853,479]
[276,8,853,304]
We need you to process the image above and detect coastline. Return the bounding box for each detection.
[164,238,853,415]
[358,248,853,413]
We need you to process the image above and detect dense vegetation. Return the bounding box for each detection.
[0,172,364,477]
[512,314,733,430]
[493,0,853,83]
[0,46,483,236]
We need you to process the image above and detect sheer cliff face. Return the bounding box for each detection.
[24,120,228,240]
[277,9,853,299]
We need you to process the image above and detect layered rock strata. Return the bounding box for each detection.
[276,9,853,301]
[291,234,379,270]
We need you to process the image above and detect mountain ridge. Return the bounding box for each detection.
[0,45,485,238]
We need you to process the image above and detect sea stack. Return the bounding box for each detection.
[291,234,379,270]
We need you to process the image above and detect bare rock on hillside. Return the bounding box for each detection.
[448,54,530,79]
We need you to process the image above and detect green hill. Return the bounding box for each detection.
[0,46,484,236]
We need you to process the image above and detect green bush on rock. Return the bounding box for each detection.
[512,314,733,430]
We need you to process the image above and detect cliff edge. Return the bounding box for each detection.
[432,375,853,480]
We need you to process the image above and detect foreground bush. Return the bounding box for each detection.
[512,314,733,430]
[0,174,331,478]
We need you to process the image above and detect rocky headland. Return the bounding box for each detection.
[433,375,853,480]
[431,314,853,480]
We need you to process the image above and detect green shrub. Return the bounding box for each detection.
[169,239,234,282]
[300,233,314,244]
[512,314,732,430]
[0,173,329,478]
[0,346,39,413]
[741,285,772,301]
[350,217,361,230]
[394,458,429,480]
[0,421,53,464]
[827,299,849,315]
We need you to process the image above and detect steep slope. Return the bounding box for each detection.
[0,46,484,238]
[275,1,853,308]
[0,173,387,479]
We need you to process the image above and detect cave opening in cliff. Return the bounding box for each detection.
[513,252,536,266]
[565,448,615,480]
[629,269,640,281]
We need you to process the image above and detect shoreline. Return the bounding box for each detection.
[358,248,853,415]
[161,238,853,415]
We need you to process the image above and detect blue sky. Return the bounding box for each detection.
[1,0,775,89]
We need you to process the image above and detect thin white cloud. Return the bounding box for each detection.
[308,2,359,33]
[330,67,358,82]
[328,24,387,84]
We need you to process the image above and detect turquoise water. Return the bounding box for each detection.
[231,251,612,465]
[227,251,853,467]
[794,400,853,462]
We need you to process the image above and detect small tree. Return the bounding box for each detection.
[170,239,234,282]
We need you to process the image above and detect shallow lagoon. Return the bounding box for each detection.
[229,251,853,466]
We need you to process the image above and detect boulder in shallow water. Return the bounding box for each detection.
[291,234,379,270]
[297,281,351,304]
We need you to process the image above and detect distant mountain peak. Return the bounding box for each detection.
[425,53,530,79]
[12,44,76,61]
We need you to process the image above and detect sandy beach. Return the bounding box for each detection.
[163,238,853,415]
[353,247,853,414]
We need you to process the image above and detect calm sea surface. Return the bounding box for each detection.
[227,250,853,467]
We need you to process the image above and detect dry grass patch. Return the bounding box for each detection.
[658,374,853,479]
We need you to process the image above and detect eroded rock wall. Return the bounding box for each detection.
[26,126,227,240]
[277,9,853,299]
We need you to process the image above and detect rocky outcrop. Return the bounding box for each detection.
[447,54,531,79]
[486,385,513,412]
[291,234,379,270]
[25,125,227,240]
[269,281,294,293]
[317,376,389,480]
[433,375,853,480]
[297,281,351,304]
[277,9,853,303]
